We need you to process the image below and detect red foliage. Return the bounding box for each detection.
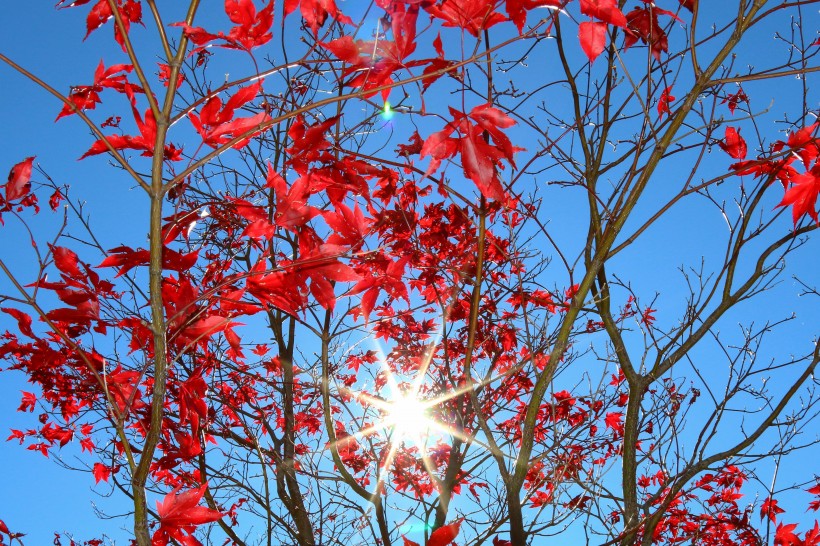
[153,484,223,546]
[1,1,819,545]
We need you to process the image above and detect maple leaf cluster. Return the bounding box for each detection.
[175,0,275,51]
[2,157,38,216]
[57,0,142,49]
[577,0,692,62]
[421,104,522,203]
[720,118,820,225]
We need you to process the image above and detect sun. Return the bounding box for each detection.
[384,392,433,444]
[328,303,511,504]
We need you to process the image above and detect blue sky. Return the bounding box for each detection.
[1,1,819,545]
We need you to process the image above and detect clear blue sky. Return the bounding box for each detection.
[1,2,819,545]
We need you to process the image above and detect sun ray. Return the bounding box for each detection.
[328,294,529,498]
[370,437,401,505]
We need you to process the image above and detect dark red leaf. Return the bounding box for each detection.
[6,157,35,202]
[429,519,462,546]
[623,6,677,60]
[2,308,35,339]
[657,86,674,118]
[284,0,352,35]
[53,246,85,279]
[718,126,747,160]
[49,190,65,211]
[98,246,150,277]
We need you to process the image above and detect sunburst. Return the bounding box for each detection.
[330,329,507,505]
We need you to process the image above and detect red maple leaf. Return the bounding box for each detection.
[721,87,749,114]
[56,61,139,120]
[0,518,24,540]
[350,254,410,322]
[5,157,35,202]
[806,522,820,546]
[158,63,185,89]
[189,81,269,148]
[285,115,339,175]
[778,166,820,225]
[322,35,361,65]
[775,523,802,546]
[294,238,360,311]
[324,202,370,249]
[82,106,183,161]
[679,0,695,11]
[424,0,507,37]
[579,0,627,27]
[173,0,274,51]
[2,308,35,339]
[92,462,112,483]
[98,246,198,276]
[177,315,234,349]
[153,484,223,546]
[429,519,462,546]
[97,246,150,277]
[718,126,747,160]
[265,165,321,232]
[657,86,674,118]
[785,122,820,167]
[284,0,352,36]
[173,22,224,48]
[579,21,607,62]
[103,365,144,414]
[16,391,37,413]
[421,105,521,203]
[402,519,462,546]
[225,0,274,49]
[623,5,681,60]
[177,373,208,436]
[67,0,142,48]
[604,412,624,434]
[506,0,561,33]
[760,497,785,523]
[397,131,423,157]
[246,263,306,316]
[459,119,509,201]
[321,2,422,100]
[49,190,65,211]
[53,246,86,279]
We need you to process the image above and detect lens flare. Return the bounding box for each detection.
[381,101,394,121]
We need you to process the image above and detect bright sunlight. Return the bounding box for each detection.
[384,392,432,443]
